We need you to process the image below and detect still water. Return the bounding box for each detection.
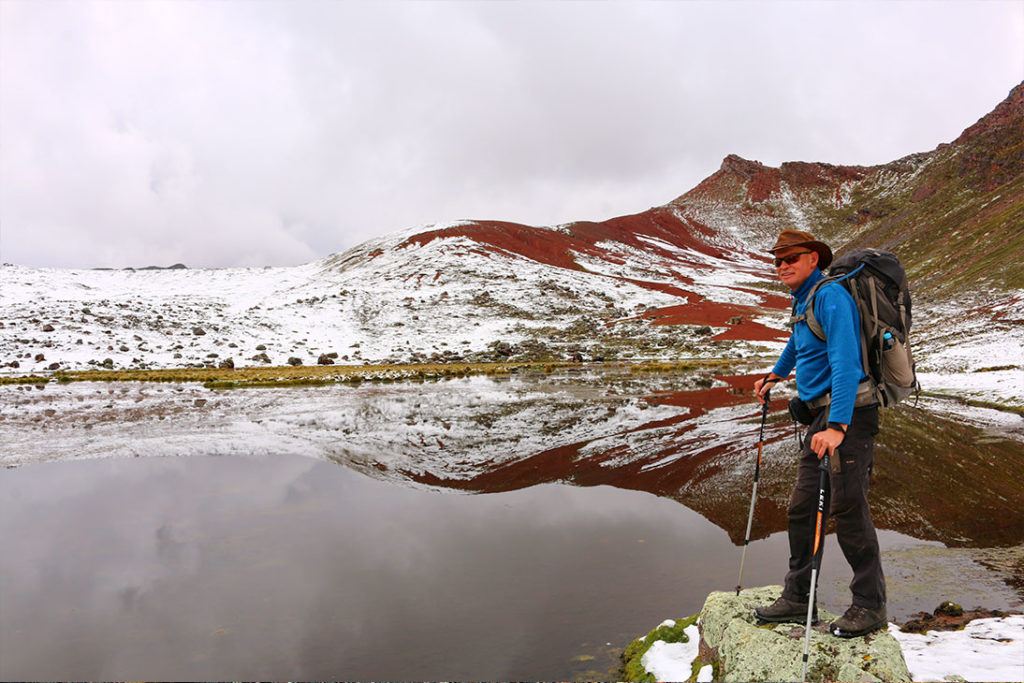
[2,370,1021,680]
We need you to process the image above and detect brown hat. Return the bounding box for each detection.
[768,229,833,270]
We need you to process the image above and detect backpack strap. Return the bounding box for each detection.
[788,277,832,340]
[789,264,867,340]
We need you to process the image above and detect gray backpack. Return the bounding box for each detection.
[791,248,919,408]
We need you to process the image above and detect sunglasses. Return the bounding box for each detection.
[773,251,813,268]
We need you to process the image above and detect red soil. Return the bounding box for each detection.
[400,175,794,344]
[402,203,725,275]
[636,301,787,342]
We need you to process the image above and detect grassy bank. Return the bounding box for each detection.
[919,390,1024,418]
[0,358,746,390]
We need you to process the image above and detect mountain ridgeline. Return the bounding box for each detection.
[405,80,1023,303]
[675,81,1024,300]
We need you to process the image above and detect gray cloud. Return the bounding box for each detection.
[1,0,1021,268]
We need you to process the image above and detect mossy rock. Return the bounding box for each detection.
[701,587,910,683]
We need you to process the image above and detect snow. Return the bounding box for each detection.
[5,226,755,372]
[639,617,1024,682]
[891,615,1024,683]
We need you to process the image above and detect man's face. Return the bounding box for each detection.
[774,246,819,291]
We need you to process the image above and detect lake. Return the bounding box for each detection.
[2,368,1022,679]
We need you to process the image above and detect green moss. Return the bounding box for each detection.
[620,615,700,683]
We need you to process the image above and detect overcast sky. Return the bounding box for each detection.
[1,1,1022,269]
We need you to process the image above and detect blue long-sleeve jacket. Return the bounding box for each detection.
[772,268,865,425]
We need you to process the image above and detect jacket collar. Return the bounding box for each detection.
[792,268,825,302]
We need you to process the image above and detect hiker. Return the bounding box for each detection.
[752,229,887,638]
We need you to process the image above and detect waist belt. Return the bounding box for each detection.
[806,380,878,411]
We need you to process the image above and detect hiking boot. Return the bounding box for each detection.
[830,604,887,638]
[754,596,817,624]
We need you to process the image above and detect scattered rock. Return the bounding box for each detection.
[218,358,235,370]
[256,344,267,351]
[194,399,207,407]
[192,327,206,336]
[47,362,60,371]
[287,357,303,366]
[900,601,1006,634]
[42,324,55,332]
[251,352,272,364]
[101,358,114,369]
[34,353,45,362]
[317,353,335,365]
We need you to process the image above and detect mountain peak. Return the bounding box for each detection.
[954,80,1024,143]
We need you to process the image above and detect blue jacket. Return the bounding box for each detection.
[772,268,865,425]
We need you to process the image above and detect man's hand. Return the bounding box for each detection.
[810,427,846,459]
[754,373,782,404]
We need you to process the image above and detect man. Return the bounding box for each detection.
[752,229,887,638]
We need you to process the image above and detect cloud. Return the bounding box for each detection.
[1,0,1022,268]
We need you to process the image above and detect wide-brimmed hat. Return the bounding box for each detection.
[768,229,833,270]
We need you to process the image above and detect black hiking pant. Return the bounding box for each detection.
[781,404,886,609]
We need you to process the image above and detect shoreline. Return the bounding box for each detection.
[1,360,1022,416]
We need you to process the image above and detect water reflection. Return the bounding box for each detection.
[2,370,1022,550]
[0,455,795,680]
[1,369,1022,680]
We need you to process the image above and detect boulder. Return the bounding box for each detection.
[699,587,910,683]
[317,353,335,365]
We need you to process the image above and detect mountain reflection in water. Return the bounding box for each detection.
[2,369,1022,550]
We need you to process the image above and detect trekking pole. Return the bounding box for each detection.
[801,452,830,682]
[736,387,771,595]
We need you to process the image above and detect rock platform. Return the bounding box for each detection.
[699,586,910,682]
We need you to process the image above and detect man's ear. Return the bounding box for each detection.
[809,251,819,268]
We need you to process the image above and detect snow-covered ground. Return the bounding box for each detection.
[641,616,1024,682]
[913,289,1024,409]
[0,227,782,372]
